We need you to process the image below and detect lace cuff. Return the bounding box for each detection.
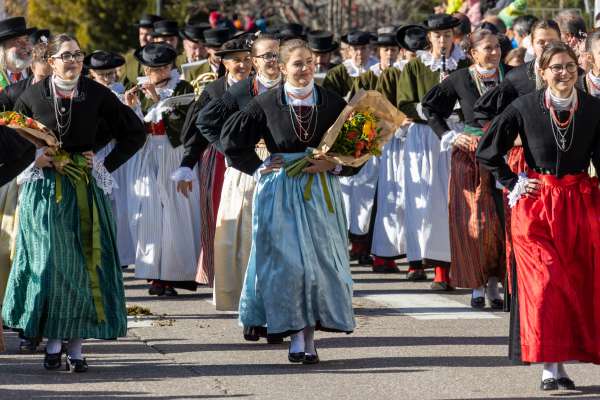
[440,130,459,152]
[507,173,529,208]
[170,167,197,183]
[17,148,46,185]
[92,158,118,195]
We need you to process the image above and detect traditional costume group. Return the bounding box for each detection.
[0,7,598,391]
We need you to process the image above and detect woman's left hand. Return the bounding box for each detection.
[141,83,160,103]
[302,157,336,174]
[82,151,95,168]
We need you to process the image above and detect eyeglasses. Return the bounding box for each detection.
[254,52,278,62]
[52,51,85,63]
[547,62,578,74]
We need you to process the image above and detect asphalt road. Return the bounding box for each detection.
[1,262,599,400]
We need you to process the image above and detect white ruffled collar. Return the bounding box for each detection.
[138,69,181,103]
[369,60,408,77]
[143,69,183,124]
[343,59,368,77]
[416,45,465,72]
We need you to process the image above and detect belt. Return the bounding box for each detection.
[146,121,166,135]
[532,167,586,175]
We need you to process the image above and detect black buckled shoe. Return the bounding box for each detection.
[243,326,260,341]
[357,254,373,265]
[288,344,305,363]
[163,286,178,296]
[557,377,576,390]
[302,349,320,365]
[406,269,427,281]
[43,351,63,370]
[540,378,559,391]
[266,336,284,344]
[470,297,485,309]
[489,298,504,310]
[148,282,164,296]
[66,356,88,373]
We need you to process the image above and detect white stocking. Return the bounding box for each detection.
[472,285,485,298]
[542,363,559,380]
[290,331,305,353]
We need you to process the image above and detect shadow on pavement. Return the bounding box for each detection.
[0,389,250,399]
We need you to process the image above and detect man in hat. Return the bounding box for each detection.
[151,20,187,68]
[0,17,33,90]
[308,30,339,79]
[122,13,164,86]
[183,27,231,82]
[180,23,210,65]
[322,30,375,98]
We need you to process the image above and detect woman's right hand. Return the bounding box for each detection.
[124,87,140,108]
[34,147,54,169]
[177,181,193,198]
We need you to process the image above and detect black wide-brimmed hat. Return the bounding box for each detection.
[373,32,398,47]
[423,13,461,31]
[0,17,29,43]
[134,43,177,67]
[214,38,251,57]
[136,13,163,29]
[180,23,211,43]
[29,28,51,44]
[340,30,374,46]
[277,22,307,40]
[84,50,126,70]
[396,24,428,52]
[307,30,339,53]
[203,27,232,48]
[150,20,179,38]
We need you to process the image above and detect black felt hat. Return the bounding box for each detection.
[373,32,398,47]
[84,50,126,70]
[29,28,51,44]
[423,13,461,31]
[180,23,211,43]
[136,14,164,29]
[396,24,428,52]
[340,30,374,46]
[277,22,307,40]
[0,17,29,43]
[307,30,339,53]
[203,27,232,48]
[214,38,251,57]
[150,20,179,38]
[134,43,177,67]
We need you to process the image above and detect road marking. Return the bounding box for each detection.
[360,293,501,320]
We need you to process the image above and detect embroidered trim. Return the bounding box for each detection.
[16,163,44,185]
[507,173,529,208]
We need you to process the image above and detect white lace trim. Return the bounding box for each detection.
[16,163,44,185]
[416,45,465,72]
[440,130,459,152]
[507,173,529,208]
[92,158,118,195]
[170,167,198,183]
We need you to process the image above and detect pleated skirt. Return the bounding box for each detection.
[213,146,269,311]
[2,170,127,339]
[371,129,407,258]
[239,153,355,336]
[0,179,18,302]
[339,156,378,236]
[448,147,505,288]
[132,136,201,282]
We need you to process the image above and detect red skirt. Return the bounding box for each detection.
[511,172,600,363]
[195,145,226,286]
[448,148,505,288]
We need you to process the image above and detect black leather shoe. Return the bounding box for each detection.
[557,377,576,390]
[148,283,164,296]
[66,356,88,373]
[489,298,504,310]
[540,378,559,391]
[288,344,305,363]
[303,346,319,365]
[43,351,63,370]
[266,336,284,344]
[20,338,39,353]
[243,326,260,341]
[358,254,373,265]
[163,286,178,296]
[470,297,485,309]
[406,269,427,281]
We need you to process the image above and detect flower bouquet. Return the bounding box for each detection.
[285,90,405,176]
[0,111,58,148]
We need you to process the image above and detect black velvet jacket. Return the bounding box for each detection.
[221,85,359,177]
[422,65,511,138]
[0,76,34,111]
[180,76,228,169]
[0,126,35,186]
[476,89,600,190]
[15,76,145,172]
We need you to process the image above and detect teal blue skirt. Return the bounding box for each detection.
[239,153,355,336]
[2,169,127,339]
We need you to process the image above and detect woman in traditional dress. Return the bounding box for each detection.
[123,43,198,297]
[396,13,469,290]
[177,38,252,287]
[422,29,507,308]
[221,39,355,364]
[477,42,600,390]
[2,34,145,371]
[85,50,141,270]
[177,35,282,342]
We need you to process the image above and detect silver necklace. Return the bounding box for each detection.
[549,113,575,152]
[51,79,75,147]
[286,92,318,143]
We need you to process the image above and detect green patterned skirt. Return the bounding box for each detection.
[1,170,127,339]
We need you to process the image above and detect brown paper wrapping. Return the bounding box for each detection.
[7,123,58,149]
[312,90,405,167]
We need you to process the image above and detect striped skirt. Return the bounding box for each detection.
[448,147,505,288]
[2,169,127,339]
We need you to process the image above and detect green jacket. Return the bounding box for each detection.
[322,63,355,98]
[182,60,212,82]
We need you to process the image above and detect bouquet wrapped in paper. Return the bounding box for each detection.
[0,111,58,149]
[285,90,405,176]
